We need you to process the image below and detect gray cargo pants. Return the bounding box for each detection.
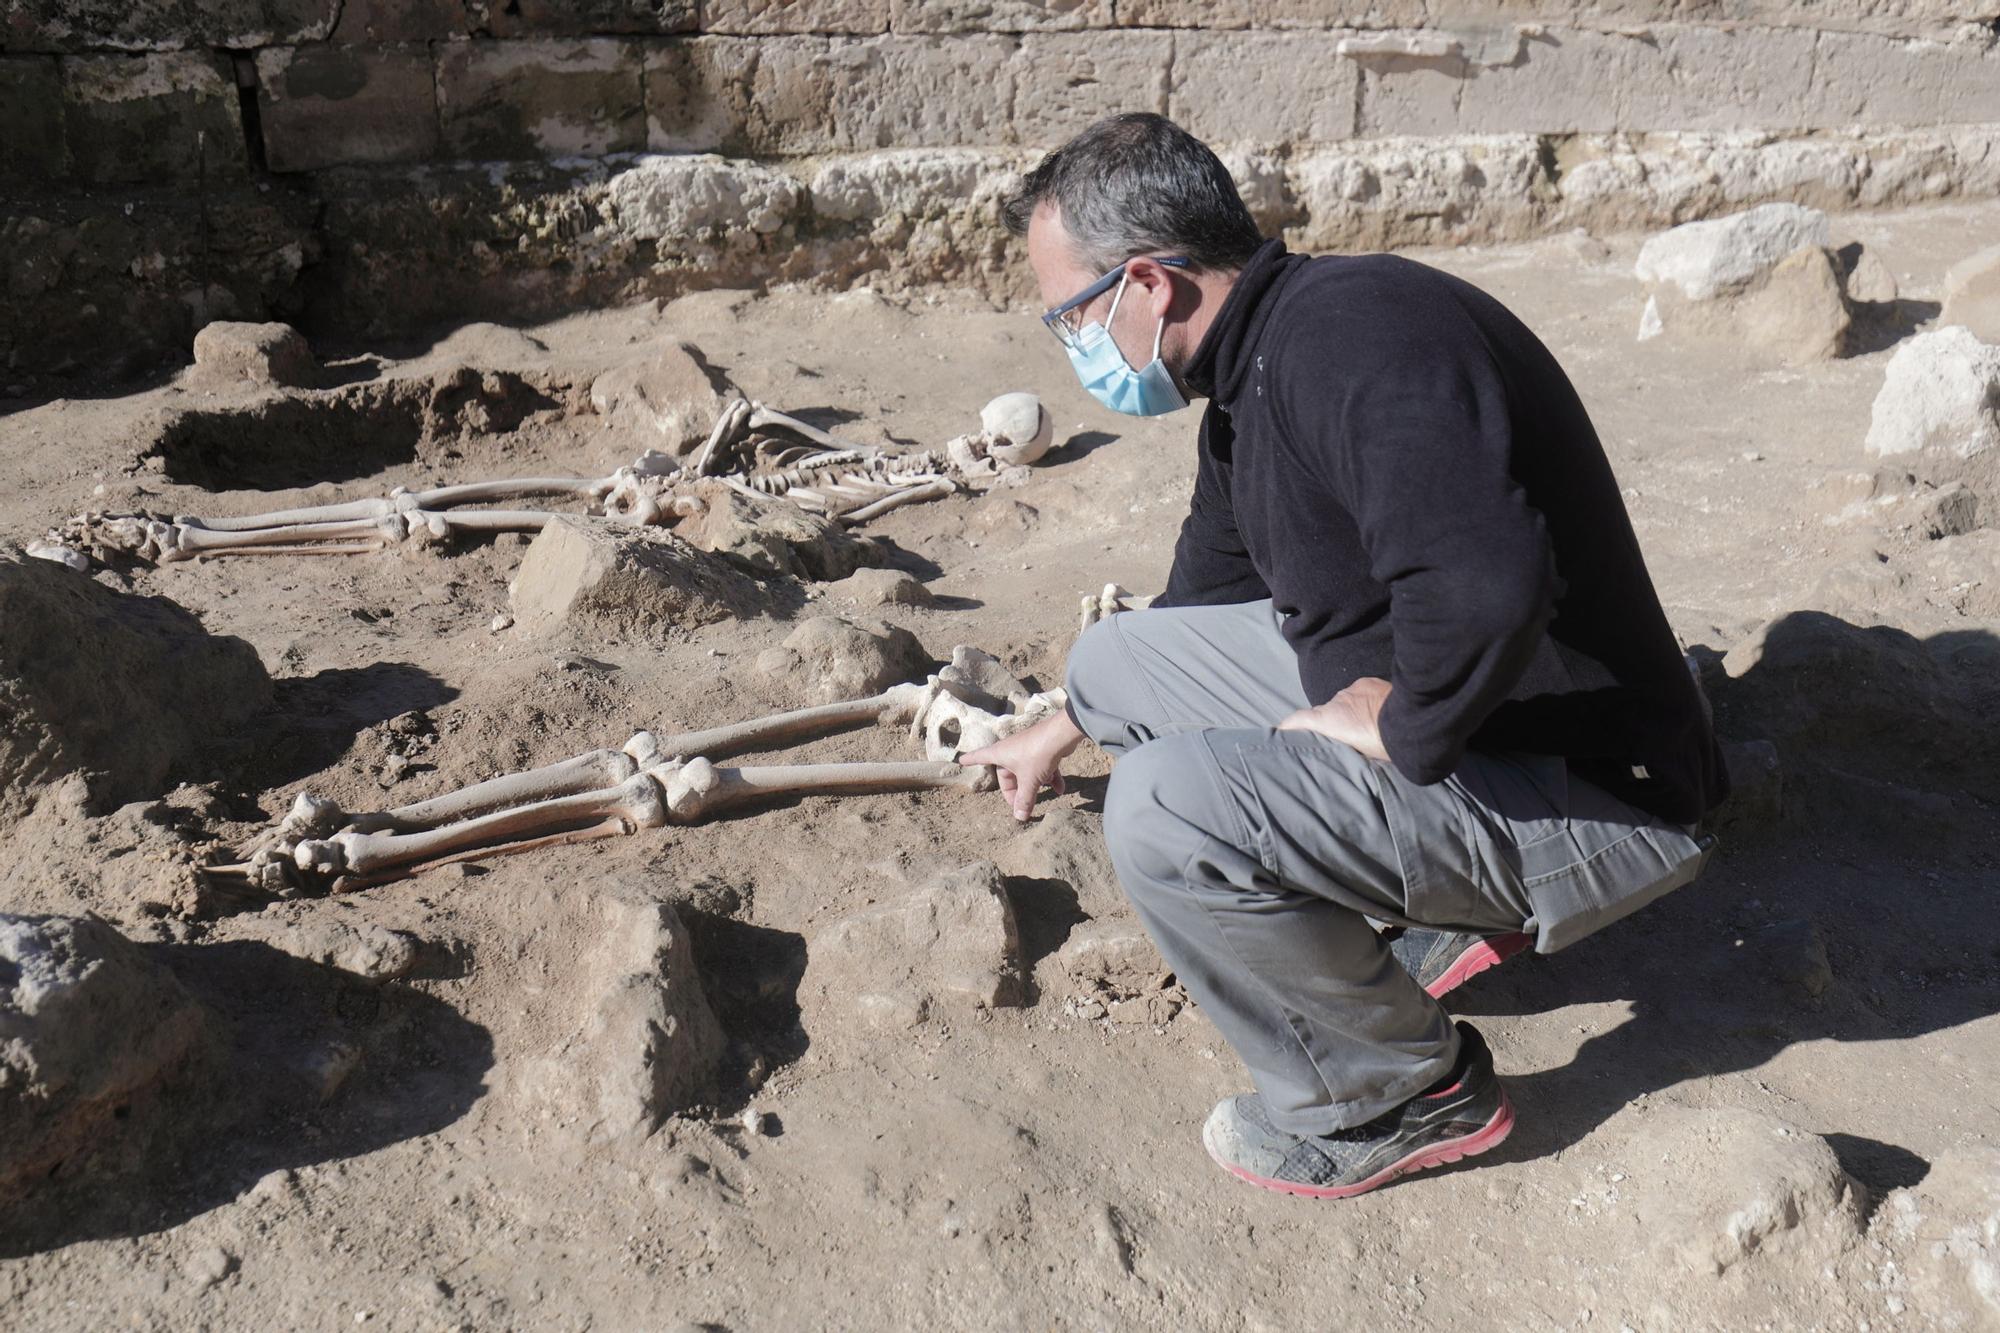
[1066,599,1710,1136]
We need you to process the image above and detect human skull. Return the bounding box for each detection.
[979,392,1055,466]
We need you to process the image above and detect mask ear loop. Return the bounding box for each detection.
[1105,269,1129,329]
[1151,308,1167,363]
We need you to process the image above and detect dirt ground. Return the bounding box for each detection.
[2,200,1998,1332]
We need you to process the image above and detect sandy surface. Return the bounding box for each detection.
[1,201,1997,1332]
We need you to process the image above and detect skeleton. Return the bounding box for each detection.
[197,647,1063,899]
[38,392,1051,570]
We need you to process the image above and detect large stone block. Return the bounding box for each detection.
[5,0,337,53]
[703,0,891,33]
[0,57,65,183]
[437,38,644,160]
[1120,0,1985,40]
[1170,31,1357,143]
[487,0,696,37]
[1012,32,1171,146]
[646,35,1015,154]
[254,44,438,172]
[328,0,471,42]
[58,51,244,185]
[891,0,1111,32]
[1806,32,2000,129]
[1357,26,1821,138]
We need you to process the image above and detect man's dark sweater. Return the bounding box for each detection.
[1162,238,1728,825]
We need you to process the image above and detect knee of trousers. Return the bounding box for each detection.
[1062,615,1131,747]
[1102,733,1236,896]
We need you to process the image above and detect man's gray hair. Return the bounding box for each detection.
[1001,113,1264,274]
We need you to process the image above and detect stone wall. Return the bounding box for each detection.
[4,0,1999,384]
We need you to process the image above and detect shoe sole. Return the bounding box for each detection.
[1208,1092,1516,1200]
[1424,931,1532,999]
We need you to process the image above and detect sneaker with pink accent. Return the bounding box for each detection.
[1391,927,1534,999]
[1201,1022,1515,1199]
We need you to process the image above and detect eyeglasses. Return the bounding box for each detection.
[1041,255,1191,352]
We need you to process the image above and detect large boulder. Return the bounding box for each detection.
[0,554,272,818]
[1864,326,2000,494]
[512,888,726,1147]
[802,862,1023,1031]
[589,342,735,458]
[1634,205,1850,365]
[1636,204,1831,303]
[1940,243,2000,344]
[0,914,209,1204]
[508,515,766,640]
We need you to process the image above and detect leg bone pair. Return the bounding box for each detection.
[203,670,1027,894]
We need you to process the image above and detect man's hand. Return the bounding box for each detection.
[1276,676,1392,762]
[960,711,1086,823]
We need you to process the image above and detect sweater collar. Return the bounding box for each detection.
[1180,237,1293,404]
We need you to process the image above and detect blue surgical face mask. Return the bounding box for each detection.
[1064,273,1189,417]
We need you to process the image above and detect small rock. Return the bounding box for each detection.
[1838,244,1899,305]
[770,615,927,703]
[1917,482,1980,539]
[1058,920,1168,1000]
[509,516,765,642]
[674,480,867,581]
[182,1245,235,1290]
[828,567,933,609]
[220,917,422,982]
[1941,243,2000,343]
[490,613,513,632]
[1741,919,1834,999]
[740,1106,773,1136]
[191,321,316,388]
[1713,739,1782,832]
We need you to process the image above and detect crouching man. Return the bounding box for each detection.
[962,113,1728,1199]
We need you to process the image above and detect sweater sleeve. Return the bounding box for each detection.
[1155,409,1271,609]
[1297,334,1559,784]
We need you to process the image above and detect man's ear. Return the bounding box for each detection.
[1122,256,1181,322]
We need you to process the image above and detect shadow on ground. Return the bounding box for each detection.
[244,662,460,792]
[1447,613,2000,1190]
[0,940,493,1259]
